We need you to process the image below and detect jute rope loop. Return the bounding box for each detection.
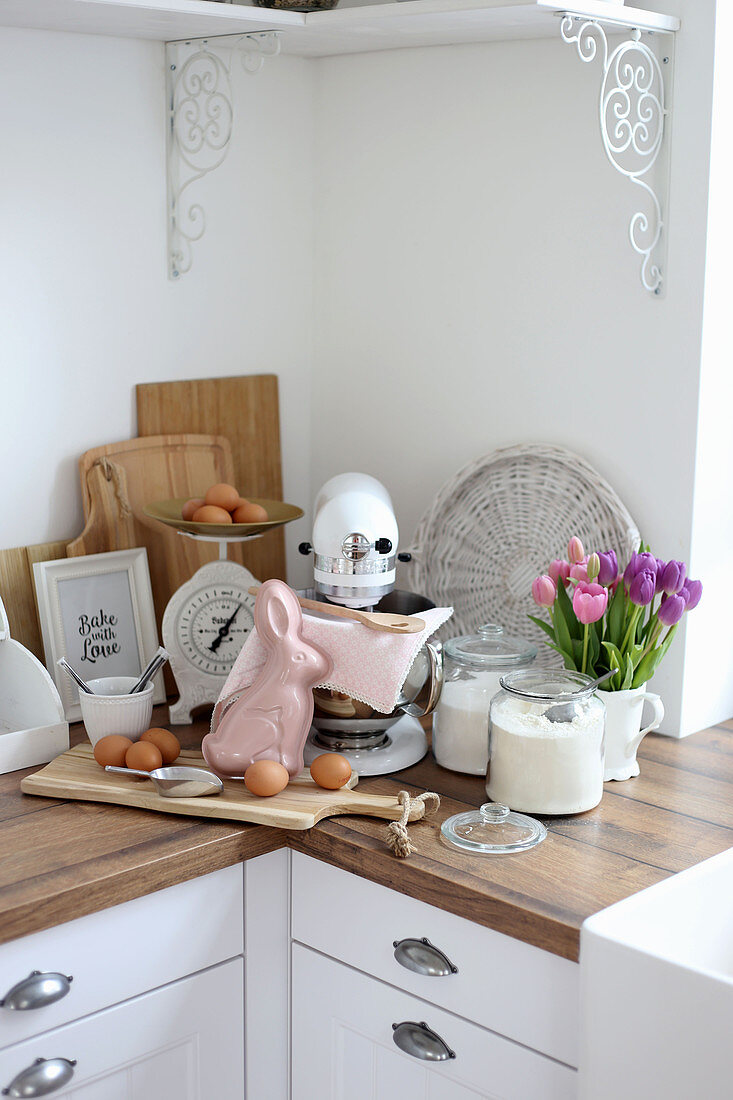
[385,791,441,859]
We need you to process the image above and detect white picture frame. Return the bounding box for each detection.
[33,548,165,721]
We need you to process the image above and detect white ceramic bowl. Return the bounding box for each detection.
[79,677,154,746]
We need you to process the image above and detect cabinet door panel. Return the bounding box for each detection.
[0,865,244,1050]
[0,959,244,1100]
[292,945,575,1100]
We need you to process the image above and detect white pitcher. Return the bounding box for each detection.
[600,684,664,781]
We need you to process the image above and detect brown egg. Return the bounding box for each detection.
[93,735,133,768]
[181,497,205,521]
[232,500,269,524]
[244,759,290,797]
[125,741,163,772]
[205,483,240,511]
[310,753,352,790]
[192,504,233,524]
[140,727,180,765]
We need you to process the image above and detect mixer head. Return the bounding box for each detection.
[299,473,400,608]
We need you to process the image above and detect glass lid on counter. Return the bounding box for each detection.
[440,802,547,855]
[443,624,537,670]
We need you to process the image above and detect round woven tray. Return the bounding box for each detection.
[404,445,640,665]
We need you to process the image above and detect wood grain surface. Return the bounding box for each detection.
[66,434,244,689]
[0,540,68,660]
[22,744,426,829]
[136,376,286,583]
[2,713,732,959]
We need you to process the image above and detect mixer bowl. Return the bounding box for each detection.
[302,591,442,744]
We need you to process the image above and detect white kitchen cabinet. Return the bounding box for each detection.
[0,865,244,1049]
[292,944,575,1100]
[0,959,244,1100]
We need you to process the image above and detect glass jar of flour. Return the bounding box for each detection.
[487,670,606,815]
[432,624,536,775]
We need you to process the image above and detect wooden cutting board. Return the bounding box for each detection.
[66,435,244,672]
[136,375,286,584]
[21,744,427,830]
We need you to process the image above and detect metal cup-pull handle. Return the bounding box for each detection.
[393,937,457,977]
[0,972,73,1012]
[392,1021,456,1061]
[2,1057,77,1096]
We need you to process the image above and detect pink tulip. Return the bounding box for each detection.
[572,581,608,624]
[549,559,571,586]
[532,574,557,607]
[569,556,589,584]
[568,536,585,564]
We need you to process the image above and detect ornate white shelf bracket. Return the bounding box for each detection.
[559,14,673,295]
[166,31,281,280]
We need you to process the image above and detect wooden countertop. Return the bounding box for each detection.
[2,711,732,962]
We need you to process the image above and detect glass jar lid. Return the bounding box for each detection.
[444,624,537,670]
[440,803,547,854]
[499,668,599,702]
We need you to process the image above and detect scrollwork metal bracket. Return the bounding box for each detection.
[559,14,673,295]
[166,31,281,280]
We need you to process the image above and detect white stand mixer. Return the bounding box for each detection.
[298,473,440,776]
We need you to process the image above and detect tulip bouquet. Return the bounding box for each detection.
[530,537,702,691]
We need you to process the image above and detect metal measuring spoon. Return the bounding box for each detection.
[544,669,616,723]
[105,765,223,798]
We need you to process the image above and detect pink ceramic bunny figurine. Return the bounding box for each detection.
[202,579,333,780]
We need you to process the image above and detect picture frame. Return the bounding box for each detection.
[33,548,165,721]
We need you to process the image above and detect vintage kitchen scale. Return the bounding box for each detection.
[144,498,303,723]
[297,474,443,776]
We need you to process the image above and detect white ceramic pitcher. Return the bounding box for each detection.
[600,684,664,781]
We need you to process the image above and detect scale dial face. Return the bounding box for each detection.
[177,582,255,675]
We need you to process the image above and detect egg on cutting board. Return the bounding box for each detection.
[310,753,352,790]
[244,760,290,797]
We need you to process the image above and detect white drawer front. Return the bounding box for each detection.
[0,864,243,1048]
[292,944,576,1100]
[291,853,578,1067]
[0,958,244,1099]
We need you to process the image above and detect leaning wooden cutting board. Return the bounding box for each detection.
[66,434,244,675]
[21,744,426,829]
[136,375,286,584]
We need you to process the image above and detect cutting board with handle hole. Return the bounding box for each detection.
[21,744,427,830]
[66,434,244,687]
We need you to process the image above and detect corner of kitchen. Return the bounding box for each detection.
[1,0,731,1097]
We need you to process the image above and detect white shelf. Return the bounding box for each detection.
[0,0,680,54]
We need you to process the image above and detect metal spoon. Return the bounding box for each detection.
[545,669,616,723]
[105,765,223,798]
[57,658,95,694]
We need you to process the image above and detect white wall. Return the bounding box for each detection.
[311,9,724,735]
[0,27,315,585]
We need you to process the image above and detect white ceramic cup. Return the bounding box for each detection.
[79,677,154,746]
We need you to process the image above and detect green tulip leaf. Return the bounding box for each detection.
[556,580,582,641]
[622,654,634,690]
[606,583,626,647]
[528,615,556,641]
[632,625,678,689]
[551,603,574,656]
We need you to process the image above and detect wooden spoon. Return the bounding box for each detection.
[248,587,425,635]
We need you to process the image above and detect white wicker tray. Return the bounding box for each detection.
[404,445,640,665]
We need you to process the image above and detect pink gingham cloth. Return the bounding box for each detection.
[215,605,453,717]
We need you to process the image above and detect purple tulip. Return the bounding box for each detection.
[680,578,703,610]
[572,582,608,624]
[658,593,687,626]
[597,550,618,587]
[532,574,557,608]
[624,552,659,587]
[659,560,687,595]
[628,569,656,606]
[654,558,667,594]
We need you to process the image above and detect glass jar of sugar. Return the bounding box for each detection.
[487,670,606,815]
[432,624,536,775]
